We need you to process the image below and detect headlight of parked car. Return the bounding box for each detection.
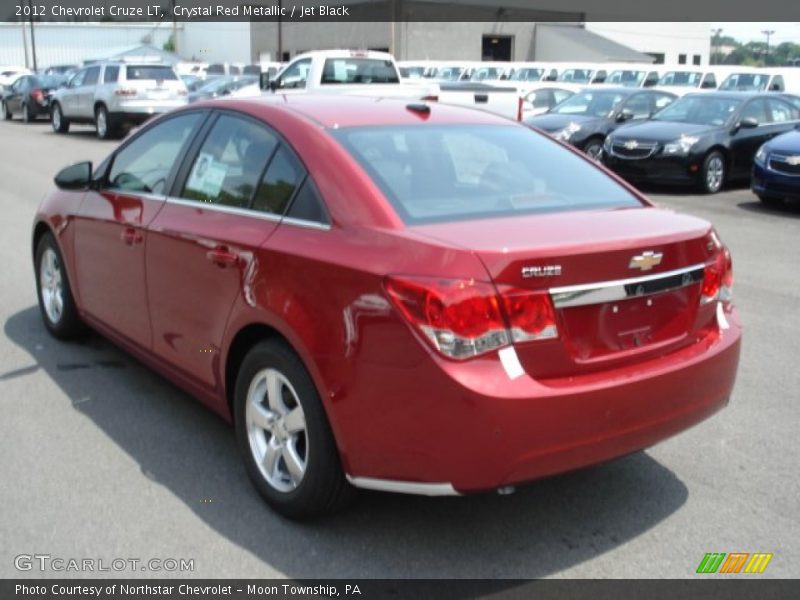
[554,122,582,142]
[662,136,699,156]
[754,144,768,165]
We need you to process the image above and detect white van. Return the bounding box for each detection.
[655,68,719,95]
[602,63,664,88]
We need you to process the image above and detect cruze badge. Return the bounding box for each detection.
[522,265,562,278]
[623,140,639,150]
[785,155,800,166]
[629,251,663,271]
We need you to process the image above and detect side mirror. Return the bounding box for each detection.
[54,161,92,190]
[738,117,759,129]
[617,108,634,122]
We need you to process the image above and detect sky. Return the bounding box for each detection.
[710,22,800,45]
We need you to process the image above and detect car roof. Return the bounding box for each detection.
[682,91,769,100]
[206,94,517,129]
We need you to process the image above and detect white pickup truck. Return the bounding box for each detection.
[260,50,522,120]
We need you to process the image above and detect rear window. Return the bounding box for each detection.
[321,58,399,84]
[125,65,178,81]
[331,125,641,225]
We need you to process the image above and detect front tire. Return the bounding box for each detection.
[583,138,604,161]
[699,151,725,194]
[2,100,11,120]
[35,232,85,339]
[51,103,69,133]
[234,339,354,518]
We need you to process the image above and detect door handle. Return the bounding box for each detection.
[206,247,240,268]
[121,227,143,246]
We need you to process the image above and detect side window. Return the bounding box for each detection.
[766,98,798,123]
[623,94,651,119]
[103,66,119,84]
[277,58,312,90]
[740,99,769,124]
[286,177,329,225]
[528,91,550,109]
[69,70,87,88]
[108,113,202,194]
[702,73,716,89]
[183,115,278,208]
[252,146,304,215]
[552,89,572,105]
[11,78,26,92]
[644,72,659,87]
[653,93,675,111]
[770,76,785,92]
[84,66,100,86]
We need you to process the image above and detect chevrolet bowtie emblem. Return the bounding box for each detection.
[629,251,663,271]
[623,140,639,150]
[785,155,800,166]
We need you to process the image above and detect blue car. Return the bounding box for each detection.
[752,126,800,206]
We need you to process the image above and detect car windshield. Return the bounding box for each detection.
[606,70,646,86]
[125,65,178,81]
[33,75,64,88]
[557,69,594,83]
[510,68,544,82]
[718,73,771,91]
[434,66,463,81]
[652,95,742,126]
[331,124,641,225]
[401,66,426,79]
[657,71,703,87]
[468,67,504,81]
[320,58,400,84]
[551,90,626,117]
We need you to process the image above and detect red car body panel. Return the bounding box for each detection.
[33,95,742,493]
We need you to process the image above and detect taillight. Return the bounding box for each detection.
[385,276,559,360]
[500,288,558,342]
[114,88,137,97]
[701,246,733,306]
[31,89,44,103]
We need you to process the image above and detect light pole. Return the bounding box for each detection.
[761,29,775,65]
[711,27,723,65]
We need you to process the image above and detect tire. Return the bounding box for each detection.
[51,103,69,133]
[95,105,113,140]
[583,138,604,161]
[2,100,11,120]
[234,339,355,518]
[699,150,725,194]
[34,232,86,339]
[22,102,32,123]
[758,194,784,208]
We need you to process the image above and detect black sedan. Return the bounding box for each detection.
[524,87,677,159]
[752,127,800,206]
[1,74,65,122]
[602,92,800,194]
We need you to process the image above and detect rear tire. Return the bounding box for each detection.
[51,103,69,133]
[234,339,355,518]
[95,105,111,140]
[35,232,86,339]
[699,151,725,194]
[22,102,32,123]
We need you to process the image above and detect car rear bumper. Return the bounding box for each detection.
[752,162,800,199]
[341,305,741,494]
[110,98,188,117]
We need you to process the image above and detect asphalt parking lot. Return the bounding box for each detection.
[0,116,798,580]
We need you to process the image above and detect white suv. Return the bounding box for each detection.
[50,61,187,139]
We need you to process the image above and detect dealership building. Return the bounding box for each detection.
[1,1,710,69]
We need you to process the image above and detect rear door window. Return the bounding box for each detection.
[103,66,119,84]
[182,114,278,208]
[252,146,304,215]
[83,66,100,86]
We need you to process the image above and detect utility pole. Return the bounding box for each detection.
[27,0,37,71]
[711,27,723,65]
[761,29,775,65]
[20,15,29,69]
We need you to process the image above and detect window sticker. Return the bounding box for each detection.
[186,152,227,199]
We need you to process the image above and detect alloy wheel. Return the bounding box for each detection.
[245,368,308,493]
[705,155,724,193]
[39,248,64,325]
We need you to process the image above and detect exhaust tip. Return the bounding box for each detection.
[497,486,516,496]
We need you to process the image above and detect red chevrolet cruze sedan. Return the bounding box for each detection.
[32,95,741,517]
